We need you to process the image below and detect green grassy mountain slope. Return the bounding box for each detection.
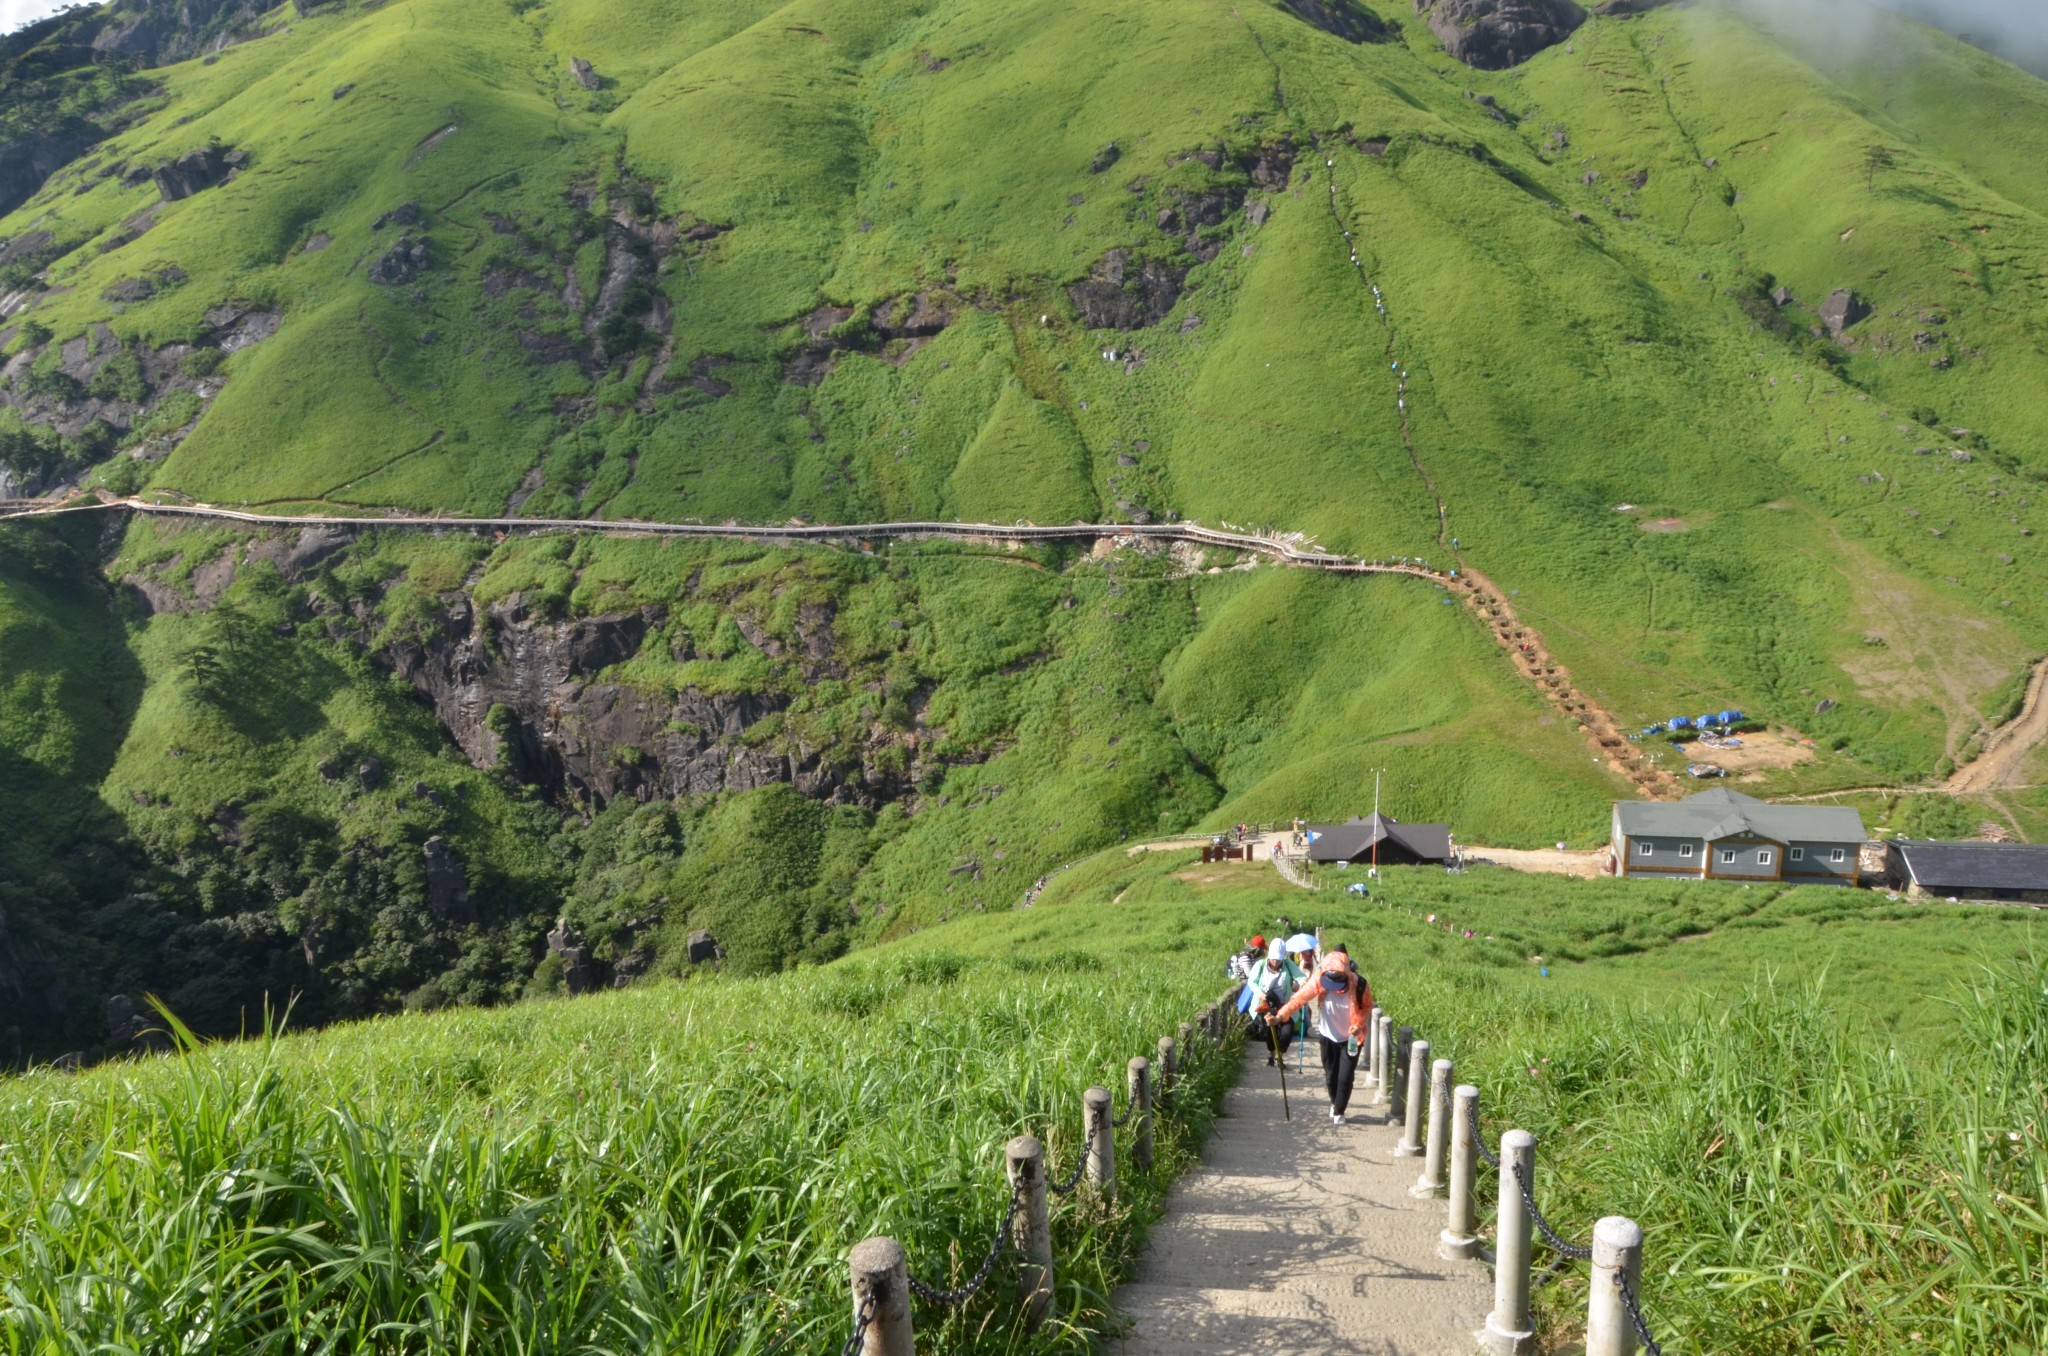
[2,0,2047,1052]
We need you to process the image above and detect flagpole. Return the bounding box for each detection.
[1371,768,1382,876]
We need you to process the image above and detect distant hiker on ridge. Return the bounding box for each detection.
[1274,949,1372,1125]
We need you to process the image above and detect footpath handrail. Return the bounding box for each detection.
[841,985,1243,1353]
[1386,1007,1668,1356]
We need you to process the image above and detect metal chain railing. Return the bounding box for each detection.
[1460,1099,1672,1349]
[1047,1113,1101,1197]
[837,1292,876,1356]
[1618,1269,1667,1356]
[906,1184,1026,1308]
[1472,1118,1500,1168]
[1111,1085,1139,1128]
[1510,1160,1594,1261]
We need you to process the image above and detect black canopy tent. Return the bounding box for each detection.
[1304,813,1453,867]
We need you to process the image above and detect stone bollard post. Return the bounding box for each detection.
[1481,1130,1537,1355]
[1587,1216,1646,1356]
[1128,1056,1154,1170]
[848,1236,912,1356]
[1178,1021,1194,1061]
[1393,1025,1414,1118]
[1412,1058,1453,1199]
[1370,1014,1392,1107]
[1083,1085,1115,1197]
[1439,1085,1481,1260]
[1395,1038,1429,1156]
[1157,1035,1177,1097]
[1006,1137,1053,1331]
[1364,1006,1384,1088]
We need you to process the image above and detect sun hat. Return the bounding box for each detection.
[1268,938,1286,961]
[1250,935,1266,949]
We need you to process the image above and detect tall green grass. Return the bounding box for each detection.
[1370,933,2048,1350]
[0,941,1240,1354]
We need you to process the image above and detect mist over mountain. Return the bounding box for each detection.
[1882,0,2048,75]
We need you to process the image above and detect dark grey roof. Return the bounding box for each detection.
[1890,840,2048,892]
[1306,813,1452,864]
[1613,788,1865,844]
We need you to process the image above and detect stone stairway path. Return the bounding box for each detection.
[1110,1044,1491,1355]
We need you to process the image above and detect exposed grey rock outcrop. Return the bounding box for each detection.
[1818,288,1871,338]
[372,201,422,231]
[1416,0,1587,69]
[570,57,600,90]
[153,143,238,201]
[378,593,897,807]
[0,128,98,218]
[546,917,597,993]
[421,835,473,924]
[88,0,270,63]
[1068,250,1188,330]
[369,235,429,285]
[1284,0,1390,42]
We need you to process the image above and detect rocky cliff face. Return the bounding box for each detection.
[0,127,99,219]
[1417,0,1587,69]
[378,593,909,808]
[86,0,275,64]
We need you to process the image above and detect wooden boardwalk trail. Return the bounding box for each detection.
[1111,1044,1490,1355]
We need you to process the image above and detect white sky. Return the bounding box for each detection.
[1,0,83,35]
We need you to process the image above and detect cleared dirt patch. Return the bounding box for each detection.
[1461,844,1610,878]
[1683,729,1817,773]
[1640,517,1689,532]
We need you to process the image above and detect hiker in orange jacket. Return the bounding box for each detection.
[1274,949,1372,1125]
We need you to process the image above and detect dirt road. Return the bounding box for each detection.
[1948,658,2048,794]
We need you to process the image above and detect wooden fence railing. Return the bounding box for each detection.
[839,987,1245,1355]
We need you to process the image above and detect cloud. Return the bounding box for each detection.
[2,0,74,34]
[1720,0,2048,77]
[1875,0,2048,74]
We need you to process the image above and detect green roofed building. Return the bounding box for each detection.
[1611,789,1866,885]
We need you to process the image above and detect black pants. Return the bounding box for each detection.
[1318,1035,1359,1115]
[1255,1018,1297,1060]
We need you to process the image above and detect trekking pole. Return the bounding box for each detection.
[1267,1019,1291,1121]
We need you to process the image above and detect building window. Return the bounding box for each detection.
[1790,848,1805,862]
[1720,850,1736,865]
[1758,850,1774,866]
[1637,842,1653,857]
[1679,843,1694,858]
[1831,848,1846,863]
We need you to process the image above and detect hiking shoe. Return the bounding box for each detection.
[1331,1112,1345,1125]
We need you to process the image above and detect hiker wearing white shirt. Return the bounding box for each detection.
[1273,949,1373,1124]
